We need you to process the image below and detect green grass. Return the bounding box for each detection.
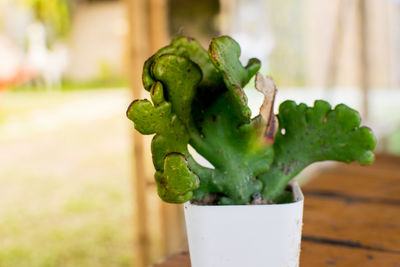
[60,78,129,91]
[10,76,128,92]
[0,90,135,266]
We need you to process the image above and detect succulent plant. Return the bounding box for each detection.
[126,36,376,205]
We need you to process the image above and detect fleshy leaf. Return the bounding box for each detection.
[127,81,200,203]
[126,99,170,135]
[155,153,200,203]
[151,54,201,129]
[260,100,376,201]
[192,92,273,203]
[209,36,261,122]
[143,36,223,93]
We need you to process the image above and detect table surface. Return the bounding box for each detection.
[154,154,400,267]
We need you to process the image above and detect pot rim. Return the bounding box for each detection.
[185,180,304,208]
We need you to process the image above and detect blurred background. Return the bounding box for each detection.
[0,0,399,266]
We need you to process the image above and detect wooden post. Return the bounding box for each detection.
[324,0,348,92]
[124,0,150,266]
[357,0,369,119]
[149,0,169,53]
[147,0,186,256]
[126,0,184,265]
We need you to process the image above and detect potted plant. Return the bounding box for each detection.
[126,36,376,267]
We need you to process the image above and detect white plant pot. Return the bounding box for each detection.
[184,181,304,267]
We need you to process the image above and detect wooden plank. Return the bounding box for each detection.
[360,153,400,167]
[325,164,400,179]
[301,241,400,266]
[303,170,400,201]
[304,155,400,201]
[326,154,400,175]
[303,197,400,252]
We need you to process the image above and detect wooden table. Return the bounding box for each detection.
[155,154,400,266]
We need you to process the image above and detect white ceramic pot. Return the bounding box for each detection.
[184,181,304,267]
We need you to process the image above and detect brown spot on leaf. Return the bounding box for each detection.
[264,116,278,144]
[209,49,220,65]
[233,85,247,106]
[126,99,140,117]
[159,177,167,187]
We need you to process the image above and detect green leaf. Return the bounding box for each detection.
[209,36,261,122]
[151,54,201,128]
[126,81,200,203]
[143,36,223,93]
[193,93,273,203]
[155,153,200,203]
[126,97,174,135]
[260,100,376,201]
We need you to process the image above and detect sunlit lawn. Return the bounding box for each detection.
[0,89,135,266]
